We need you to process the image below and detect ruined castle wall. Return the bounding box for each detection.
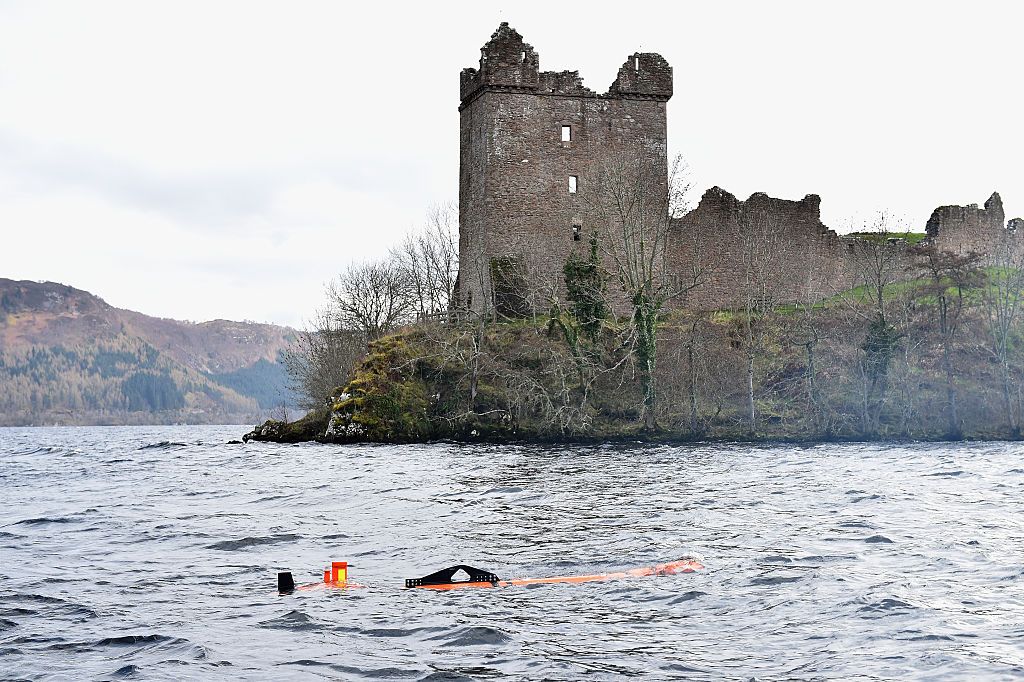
[668,189,1024,312]
[925,192,1011,259]
[456,25,1022,317]
[669,188,862,310]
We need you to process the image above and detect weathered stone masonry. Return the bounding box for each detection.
[456,24,1022,313]
[926,192,1011,256]
[457,22,671,312]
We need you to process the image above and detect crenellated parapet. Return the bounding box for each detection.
[460,23,539,103]
[537,70,596,97]
[608,53,673,100]
[459,22,672,109]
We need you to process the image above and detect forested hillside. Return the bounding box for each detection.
[0,279,297,426]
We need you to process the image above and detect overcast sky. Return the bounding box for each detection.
[1,1,1021,328]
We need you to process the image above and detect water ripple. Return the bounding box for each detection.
[0,426,1022,679]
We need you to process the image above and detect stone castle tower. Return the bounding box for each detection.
[456,23,673,312]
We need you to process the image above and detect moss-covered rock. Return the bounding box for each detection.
[320,335,435,443]
[242,407,330,443]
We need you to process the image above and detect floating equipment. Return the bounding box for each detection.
[278,561,362,592]
[405,559,704,590]
[277,559,702,594]
[405,564,501,589]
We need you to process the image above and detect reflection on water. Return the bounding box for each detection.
[1,426,1022,680]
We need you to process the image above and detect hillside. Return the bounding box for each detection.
[0,279,297,426]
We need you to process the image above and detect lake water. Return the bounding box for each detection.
[1,426,1022,680]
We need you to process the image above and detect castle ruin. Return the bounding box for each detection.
[456,23,1021,313]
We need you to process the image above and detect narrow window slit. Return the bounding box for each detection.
[561,125,571,143]
[568,176,578,193]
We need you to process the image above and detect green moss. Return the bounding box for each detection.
[329,333,436,441]
[563,233,608,342]
[489,256,531,319]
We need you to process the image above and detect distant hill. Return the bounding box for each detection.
[0,279,298,426]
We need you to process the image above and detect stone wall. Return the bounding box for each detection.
[667,189,1024,311]
[926,192,1010,257]
[668,187,861,310]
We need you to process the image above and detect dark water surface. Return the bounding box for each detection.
[1,426,1022,680]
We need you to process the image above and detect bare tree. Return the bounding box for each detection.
[590,145,702,430]
[847,214,909,323]
[283,307,367,409]
[733,202,787,435]
[910,244,984,440]
[415,238,496,420]
[390,203,459,319]
[845,214,909,437]
[669,312,714,436]
[783,245,833,437]
[271,402,290,423]
[980,230,1024,437]
[888,289,924,438]
[326,260,414,341]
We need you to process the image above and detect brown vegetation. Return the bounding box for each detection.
[259,228,1024,444]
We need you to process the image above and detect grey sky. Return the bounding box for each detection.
[1,1,1020,327]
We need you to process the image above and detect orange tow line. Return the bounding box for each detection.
[277,559,703,594]
[409,559,704,591]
